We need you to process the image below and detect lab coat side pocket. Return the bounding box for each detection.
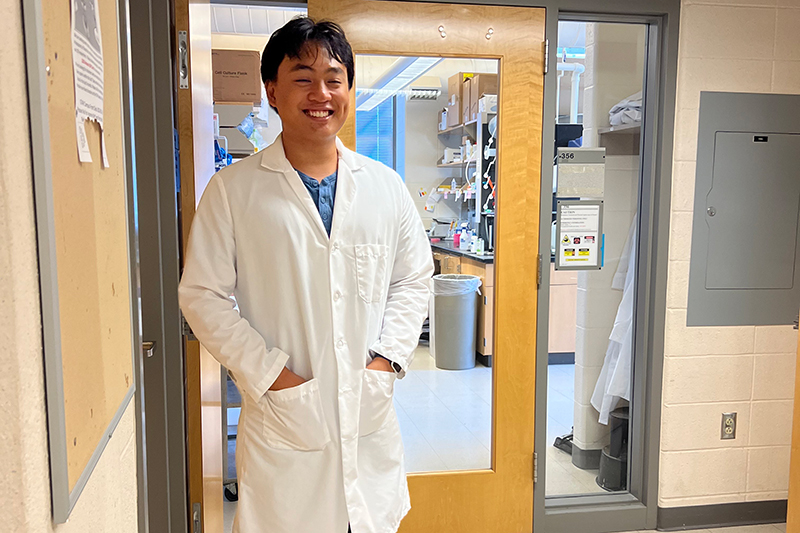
[262,378,331,451]
[359,369,396,437]
[354,244,389,304]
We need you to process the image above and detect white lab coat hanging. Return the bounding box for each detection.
[591,214,637,425]
[179,136,434,533]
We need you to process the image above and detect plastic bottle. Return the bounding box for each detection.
[459,227,469,250]
[469,230,478,253]
[476,238,485,256]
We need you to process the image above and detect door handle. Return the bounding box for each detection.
[143,341,157,358]
[178,31,189,89]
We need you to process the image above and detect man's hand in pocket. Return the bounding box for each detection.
[366,356,394,373]
[269,367,307,391]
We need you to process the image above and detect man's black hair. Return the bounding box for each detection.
[261,17,354,90]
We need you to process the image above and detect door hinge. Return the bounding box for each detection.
[543,39,549,75]
[181,312,197,341]
[533,451,539,483]
[178,31,189,89]
[192,502,202,533]
[537,253,543,288]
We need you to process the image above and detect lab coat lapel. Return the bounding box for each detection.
[330,139,362,242]
[260,136,329,241]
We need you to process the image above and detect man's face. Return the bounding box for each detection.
[266,45,350,145]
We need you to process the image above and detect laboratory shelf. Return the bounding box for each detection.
[597,122,640,135]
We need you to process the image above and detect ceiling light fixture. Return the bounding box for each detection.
[355,56,443,112]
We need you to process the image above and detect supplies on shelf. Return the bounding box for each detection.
[478,95,498,114]
[443,146,463,164]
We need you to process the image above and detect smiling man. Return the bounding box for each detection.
[178,17,433,533]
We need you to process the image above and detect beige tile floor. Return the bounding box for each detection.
[394,344,493,472]
[544,363,607,496]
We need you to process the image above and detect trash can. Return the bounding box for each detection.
[431,274,482,370]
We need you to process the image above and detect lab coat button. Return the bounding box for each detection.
[337,339,345,348]
[334,291,342,301]
[332,242,339,251]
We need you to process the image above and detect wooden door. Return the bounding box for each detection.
[174,1,225,531]
[309,2,545,531]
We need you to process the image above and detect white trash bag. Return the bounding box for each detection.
[432,274,482,296]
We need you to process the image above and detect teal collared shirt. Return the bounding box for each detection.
[295,169,338,237]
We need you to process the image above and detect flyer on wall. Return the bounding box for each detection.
[71,0,108,167]
[556,200,604,270]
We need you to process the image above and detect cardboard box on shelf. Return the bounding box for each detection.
[469,73,498,122]
[212,50,262,105]
[462,77,472,124]
[446,72,474,128]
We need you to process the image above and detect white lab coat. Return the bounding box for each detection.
[590,214,637,424]
[179,136,434,533]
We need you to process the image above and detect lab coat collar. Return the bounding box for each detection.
[259,134,367,174]
[335,137,367,172]
[260,134,361,242]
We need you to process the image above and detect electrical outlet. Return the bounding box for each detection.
[721,412,737,440]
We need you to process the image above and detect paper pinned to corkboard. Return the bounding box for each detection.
[71,0,108,167]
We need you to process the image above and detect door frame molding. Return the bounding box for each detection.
[532,2,679,533]
[122,0,190,530]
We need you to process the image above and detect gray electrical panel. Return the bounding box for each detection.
[687,92,800,326]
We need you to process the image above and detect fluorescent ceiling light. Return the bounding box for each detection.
[356,56,443,112]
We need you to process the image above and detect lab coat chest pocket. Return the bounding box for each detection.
[359,369,396,436]
[262,378,331,451]
[354,244,389,304]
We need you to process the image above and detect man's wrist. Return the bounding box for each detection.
[372,353,402,373]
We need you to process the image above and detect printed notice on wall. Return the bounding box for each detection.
[71,0,108,167]
[555,200,604,270]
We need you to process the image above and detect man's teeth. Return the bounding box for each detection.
[307,110,330,118]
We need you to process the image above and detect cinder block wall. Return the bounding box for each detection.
[659,0,800,508]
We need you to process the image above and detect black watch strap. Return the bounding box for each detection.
[373,354,402,373]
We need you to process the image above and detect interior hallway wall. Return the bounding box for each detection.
[660,0,800,508]
[0,2,139,532]
[571,22,643,461]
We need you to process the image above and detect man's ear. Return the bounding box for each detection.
[265,81,277,109]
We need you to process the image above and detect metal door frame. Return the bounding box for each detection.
[120,0,190,530]
[404,2,676,531]
[533,2,679,533]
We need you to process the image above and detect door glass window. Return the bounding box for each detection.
[545,21,646,498]
[356,54,500,473]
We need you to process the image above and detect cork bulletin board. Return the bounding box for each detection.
[25,0,136,521]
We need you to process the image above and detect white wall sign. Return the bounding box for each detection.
[555,200,604,270]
